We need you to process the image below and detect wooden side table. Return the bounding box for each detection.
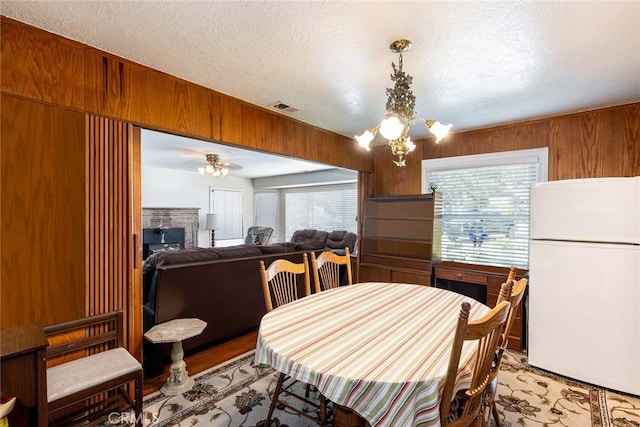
[144,318,207,395]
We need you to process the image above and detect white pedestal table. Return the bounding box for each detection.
[144,318,207,395]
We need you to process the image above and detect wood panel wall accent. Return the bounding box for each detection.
[1,16,365,354]
[0,18,85,110]
[372,140,425,196]
[1,95,85,328]
[373,103,640,196]
[86,116,142,360]
[0,16,372,174]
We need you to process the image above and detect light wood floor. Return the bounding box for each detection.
[143,330,259,396]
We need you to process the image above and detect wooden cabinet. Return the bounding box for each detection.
[0,323,48,427]
[434,261,527,350]
[359,195,441,286]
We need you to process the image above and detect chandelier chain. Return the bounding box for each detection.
[386,52,416,124]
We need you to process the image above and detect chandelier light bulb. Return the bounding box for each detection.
[406,137,416,152]
[355,130,375,150]
[379,115,404,140]
[428,121,453,143]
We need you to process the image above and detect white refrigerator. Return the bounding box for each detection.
[528,177,640,395]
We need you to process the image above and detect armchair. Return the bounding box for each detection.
[244,226,274,245]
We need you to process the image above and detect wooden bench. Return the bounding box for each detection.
[44,310,143,427]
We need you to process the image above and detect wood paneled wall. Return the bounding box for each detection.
[0,17,372,173]
[373,103,640,196]
[86,116,142,359]
[0,16,368,348]
[1,95,86,328]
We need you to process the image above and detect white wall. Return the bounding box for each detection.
[142,165,254,247]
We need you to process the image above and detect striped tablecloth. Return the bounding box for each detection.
[255,282,491,427]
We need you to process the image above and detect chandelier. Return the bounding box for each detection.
[198,154,229,177]
[355,39,452,167]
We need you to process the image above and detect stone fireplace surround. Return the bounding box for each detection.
[142,207,200,249]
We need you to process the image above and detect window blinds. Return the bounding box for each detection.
[284,185,357,241]
[427,162,539,268]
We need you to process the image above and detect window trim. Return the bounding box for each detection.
[421,148,548,193]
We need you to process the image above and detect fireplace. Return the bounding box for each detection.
[142,207,200,249]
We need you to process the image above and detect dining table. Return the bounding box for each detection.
[254,281,491,427]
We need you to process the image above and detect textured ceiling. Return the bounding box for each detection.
[3,1,640,176]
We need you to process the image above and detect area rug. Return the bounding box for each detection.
[128,350,639,427]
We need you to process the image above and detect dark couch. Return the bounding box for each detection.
[142,242,312,373]
[291,229,357,255]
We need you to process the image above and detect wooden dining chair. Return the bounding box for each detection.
[259,253,312,312]
[259,254,328,426]
[440,300,511,427]
[310,247,352,293]
[484,277,529,427]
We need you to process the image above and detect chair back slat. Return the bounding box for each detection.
[311,248,352,293]
[260,254,310,312]
[496,278,528,355]
[44,311,122,360]
[46,331,119,358]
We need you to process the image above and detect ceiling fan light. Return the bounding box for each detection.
[205,164,214,174]
[198,167,206,175]
[379,115,403,140]
[221,168,229,176]
[428,121,453,143]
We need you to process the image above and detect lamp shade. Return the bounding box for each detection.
[205,213,221,230]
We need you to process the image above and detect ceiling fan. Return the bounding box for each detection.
[198,153,231,177]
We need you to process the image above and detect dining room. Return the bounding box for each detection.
[2,2,640,426]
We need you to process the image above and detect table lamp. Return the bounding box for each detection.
[205,213,221,247]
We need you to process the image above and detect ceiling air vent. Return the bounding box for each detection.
[268,101,300,113]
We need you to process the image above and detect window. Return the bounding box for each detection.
[254,191,278,237]
[209,188,243,240]
[284,184,357,241]
[422,148,548,268]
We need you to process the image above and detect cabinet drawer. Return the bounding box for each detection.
[436,268,487,285]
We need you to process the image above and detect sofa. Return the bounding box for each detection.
[142,242,313,374]
[291,229,357,255]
